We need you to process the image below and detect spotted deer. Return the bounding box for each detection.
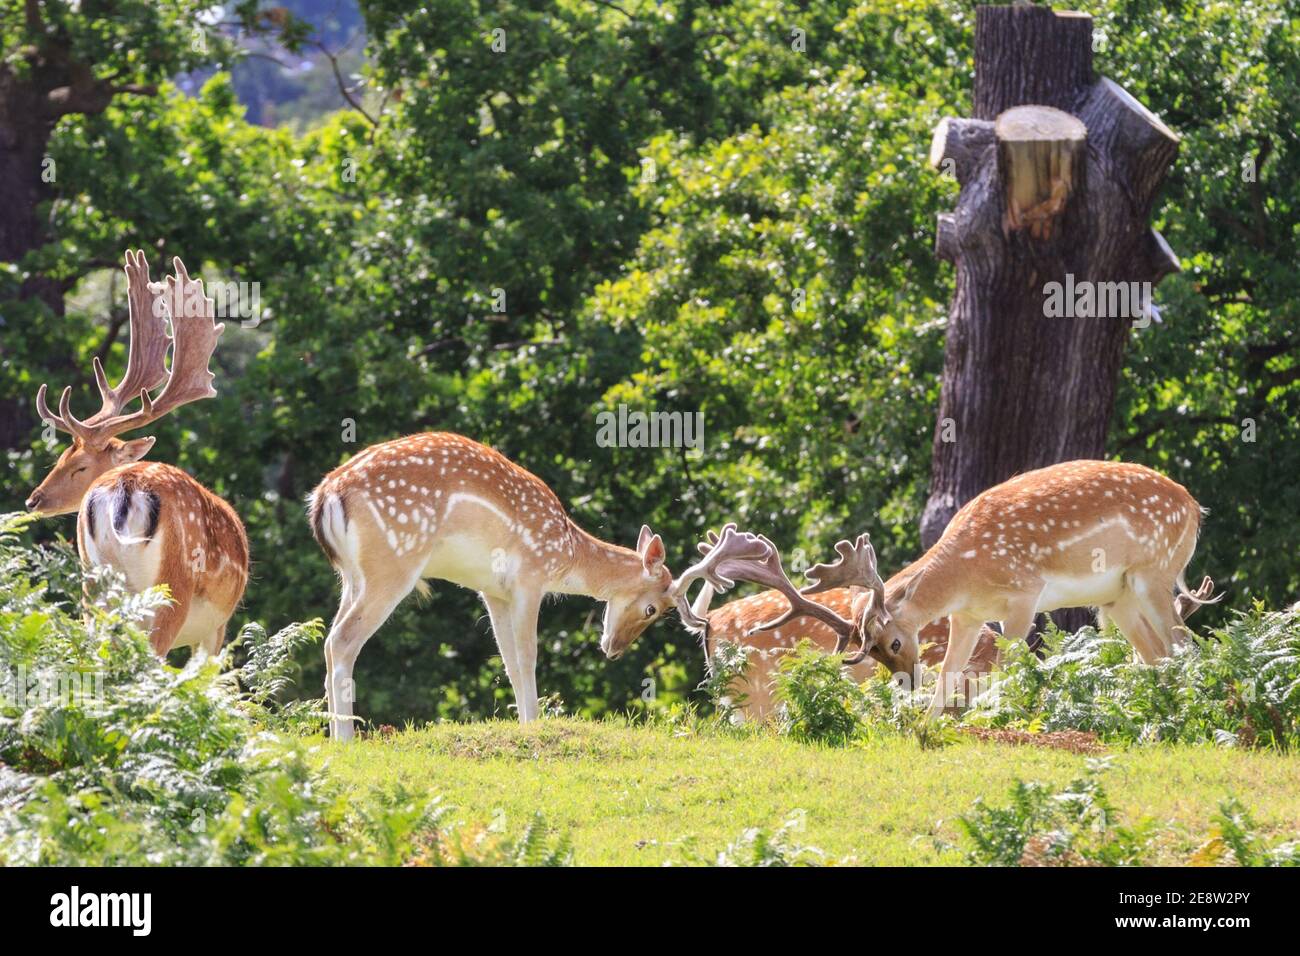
[691,580,999,721]
[676,461,1217,719]
[671,526,921,714]
[825,461,1214,716]
[308,433,677,738]
[25,251,248,656]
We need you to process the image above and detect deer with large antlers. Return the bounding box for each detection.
[673,526,929,717]
[25,251,247,657]
[678,461,1216,718]
[308,433,677,738]
[692,579,1001,721]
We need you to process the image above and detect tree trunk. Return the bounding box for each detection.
[0,23,157,449]
[0,70,61,315]
[922,5,1180,631]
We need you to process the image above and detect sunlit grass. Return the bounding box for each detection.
[314,717,1300,865]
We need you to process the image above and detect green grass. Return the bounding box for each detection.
[313,717,1300,865]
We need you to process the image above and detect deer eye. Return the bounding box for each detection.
[890,639,902,653]
[72,466,87,476]
[644,604,657,618]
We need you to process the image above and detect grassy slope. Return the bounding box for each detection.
[314,718,1300,865]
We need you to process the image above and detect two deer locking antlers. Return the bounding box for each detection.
[671,523,888,664]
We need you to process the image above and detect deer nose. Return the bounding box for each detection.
[25,491,44,512]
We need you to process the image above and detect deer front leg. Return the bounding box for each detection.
[483,594,526,719]
[507,590,544,723]
[928,613,990,718]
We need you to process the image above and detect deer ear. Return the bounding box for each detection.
[639,528,665,574]
[113,436,155,464]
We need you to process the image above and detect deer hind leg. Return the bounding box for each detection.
[1099,591,1166,664]
[325,565,423,741]
[323,576,355,734]
[482,594,525,720]
[149,583,193,657]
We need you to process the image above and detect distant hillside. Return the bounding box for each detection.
[183,0,370,129]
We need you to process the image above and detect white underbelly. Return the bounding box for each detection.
[1038,566,1126,610]
[422,534,520,598]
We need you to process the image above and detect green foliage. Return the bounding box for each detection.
[957,759,1159,866]
[699,638,753,722]
[3,0,1299,729]
[974,607,1300,749]
[772,641,867,745]
[416,813,574,867]
[958,759,1300,867]
[671,811,831,867]
[1200,798,1300,866]
[0,514,559,866]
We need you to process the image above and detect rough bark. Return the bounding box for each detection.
[923,5,1181,631]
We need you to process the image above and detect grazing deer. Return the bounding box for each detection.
[308,433,677,738]
[691,579,999,721]
[841,460,1215,715]
[25,251,248,657]
[674,462,1218,719]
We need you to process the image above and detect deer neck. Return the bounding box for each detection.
[552,521,644,600]
[884,547,956,631]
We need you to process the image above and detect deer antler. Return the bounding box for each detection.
[670,524,774,630]
[672,526,887,658]
[799,534,889,662]
[35,253,224,447]
[1175,576,1218,622]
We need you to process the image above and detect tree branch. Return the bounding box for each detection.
[308,37,377,127]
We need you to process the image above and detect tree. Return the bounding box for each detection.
[921,4,1180,550]
[0,1,230,310]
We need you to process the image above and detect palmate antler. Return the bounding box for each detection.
[36,252,225,447]
[671,525,888,659]
[669,523,773,631]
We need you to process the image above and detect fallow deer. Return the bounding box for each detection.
[672,525,915,714]
[828,460,1215,716]
[688,576,1212,722]
[674,461,1217,719]
[25,251,247,657]
[690,580,999,721]
[308,433,677,738]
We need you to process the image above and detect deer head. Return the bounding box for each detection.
[25,251,224,516]
[599,524,674,660]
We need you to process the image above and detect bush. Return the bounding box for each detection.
[699,638,754,724]
[670,812,832,867]
[957,759,1155,866]
[0,513,567,866]
[972,609,1300,749]
[772,642,867,745]
[957,760,1300,867]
